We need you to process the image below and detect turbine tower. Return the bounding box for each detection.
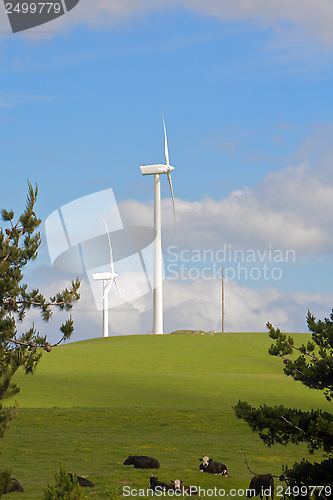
[140,113,176,334]
[93,220,122,337]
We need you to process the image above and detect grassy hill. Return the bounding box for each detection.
[11,332,329,411]
[1,332,330,499]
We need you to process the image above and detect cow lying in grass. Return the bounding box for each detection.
[68,473,95,487]
[172,479,198,495]
[246,475,274,500]
[124,455,160,469]
[9,478,24,493]
[149,476,174,492]
[199,456,228,476]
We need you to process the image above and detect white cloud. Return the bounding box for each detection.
[63,0,333,45]
[68,278,333,335]
[119,161,333,257]
[19,267,333,338]
[163,278,333,333]
[183,0,333,43]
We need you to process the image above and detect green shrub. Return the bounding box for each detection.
[0,470,12,496]
[42,464,86,500]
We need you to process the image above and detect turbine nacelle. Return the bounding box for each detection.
[140,164,174,176]
[93,272,118,281]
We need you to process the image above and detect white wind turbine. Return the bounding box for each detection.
[140,113,176,335]
[93,220,123,338]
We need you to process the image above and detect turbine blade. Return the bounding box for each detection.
[102,218,123,310]
[102,280,113,300]
[162,112,170,166]
[114,277,123,305]
[103,218,115,273]
[167,171,176,234]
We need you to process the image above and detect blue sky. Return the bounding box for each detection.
[1,1,333,341]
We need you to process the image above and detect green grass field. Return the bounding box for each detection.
[1,332,330,499]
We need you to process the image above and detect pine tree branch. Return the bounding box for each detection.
[281,340,320,362]
[277,353,304,375]
[281,415,306,434]
[9,338,54,351]
[4,298,80,307]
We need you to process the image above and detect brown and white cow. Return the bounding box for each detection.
[172,479,198,495]
[199,456,228,476]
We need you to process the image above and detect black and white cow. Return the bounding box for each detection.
[124,455,160,469]
[149,476,174,492]
[172,479,198,495]
[246,475,274,500]
[199,456,228,476]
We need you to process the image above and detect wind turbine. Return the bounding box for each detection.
[93,220,122,337]
[140,113,176,335]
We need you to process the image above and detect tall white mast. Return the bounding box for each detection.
[153,174,163,334]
